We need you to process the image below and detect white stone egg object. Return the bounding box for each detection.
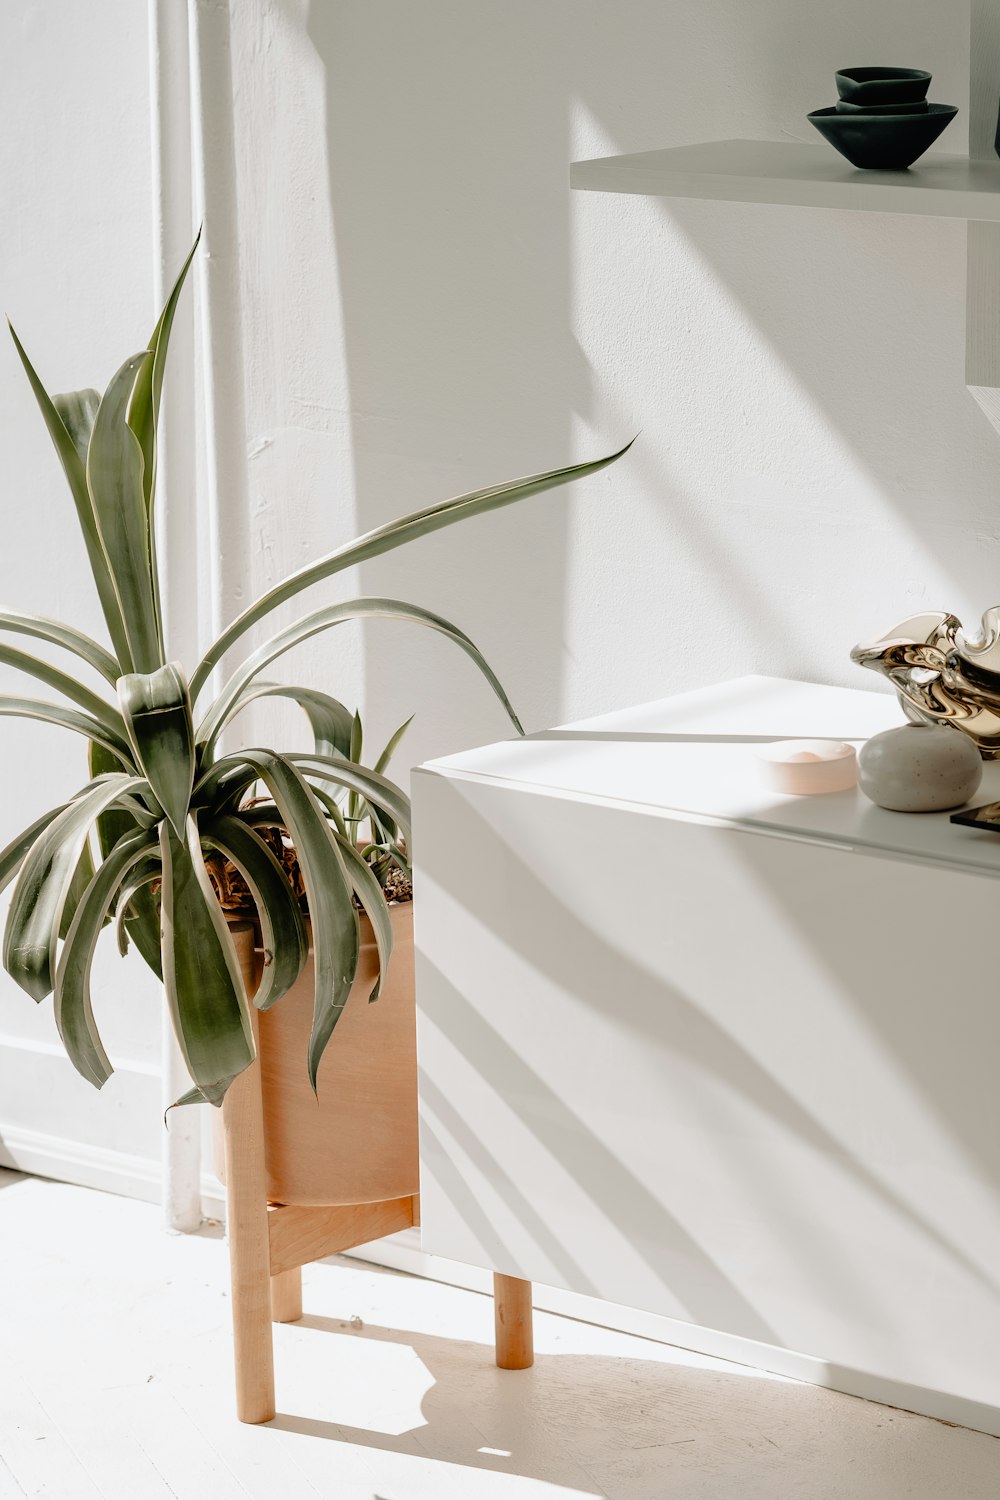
[857,724,983,812]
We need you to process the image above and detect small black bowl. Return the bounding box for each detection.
[835,67,932,106]
[835,98,928,115]
[807,103,958,170]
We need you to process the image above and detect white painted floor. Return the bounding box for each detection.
[0,1169,998,1498]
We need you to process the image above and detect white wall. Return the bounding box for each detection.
[229,0,993,781]
[0,1,991,1195]
[0,2,164,1192]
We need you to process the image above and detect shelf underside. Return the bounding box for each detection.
[571,138,1000,220]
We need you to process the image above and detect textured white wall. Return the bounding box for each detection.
[229,0,993,780]
[0,0,991,1184]
[0,3,163,1175]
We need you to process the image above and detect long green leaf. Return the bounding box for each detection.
[187,758,257,820]
[127,231,200,516]
[0,697,134,765]
[90,742,133,861]
[7,325,131,669]
[87,353,162,674]
[202,815,308,1010]
[241,788,351,842]
[362,713,414,844]
[191,443,634,702]
[0,643,127,739]
[124,881,162,975]
[192,757,261,806]
[299,782,348,838]
[347,712,363,828]
[166,1084,215,1112]
[0,611,119,685]
[113,859,161,958]
[367,805,397,846]
[200,598,522,752]
[159,816,254,1105]
[0,806,67,896]
[233,804,281,828]
[59,839,97,942]
[3,776,148,1001]
[290,754,412,847]
[54,828,155,1088]
[89,741,162,976]
[235,752,359,1090]
[127,231,200,652]
[52,387,100,467]
[333,832,393,1003]
[118,664,194,837]
[375,714,414,775]
[213,682,354,760]
[198,750,411,846]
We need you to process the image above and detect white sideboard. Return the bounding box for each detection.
[412,676,1000,1435]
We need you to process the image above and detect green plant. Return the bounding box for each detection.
[0,239,629,1104]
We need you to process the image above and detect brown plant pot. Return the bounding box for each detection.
[215,902,418,1207]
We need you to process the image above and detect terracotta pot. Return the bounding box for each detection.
[215,903,418,1207]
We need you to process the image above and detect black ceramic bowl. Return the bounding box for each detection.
[807,103,958,170]
[835,67,932,106]
[835,98,928,115]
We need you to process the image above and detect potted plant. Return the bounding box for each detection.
[0,238,629,1189]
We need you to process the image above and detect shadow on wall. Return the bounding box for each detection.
[299,0,985,764]
[417,791,995,1310]
[728,820,1000,1199]
[413,769,1000,1407]
[305,0,587,761]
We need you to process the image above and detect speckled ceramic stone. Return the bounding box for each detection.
[858,724,983,812]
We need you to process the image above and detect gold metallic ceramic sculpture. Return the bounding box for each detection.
[851,609,1000,758]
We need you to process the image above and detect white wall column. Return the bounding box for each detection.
[187,0,254,648]
[965,0,1000,431]
[149,0,253,1229]
[149,0,202,1232]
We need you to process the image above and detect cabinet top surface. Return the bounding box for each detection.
[418,676,1000,876]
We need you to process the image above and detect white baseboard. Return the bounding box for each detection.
[347,1230,1000,1439]
[201,1179,225,1221]
[0,1122,225,1224]
[0,1122,162,1203]
[0,1034,163,1198]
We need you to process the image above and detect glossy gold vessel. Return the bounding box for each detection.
[852,609,1000,757]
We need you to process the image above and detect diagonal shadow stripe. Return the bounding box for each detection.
[424,784,996,1300]
[420,1070,600,1295]
[421,959,779,1343]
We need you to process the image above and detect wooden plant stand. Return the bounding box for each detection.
[221,1030,534,1424]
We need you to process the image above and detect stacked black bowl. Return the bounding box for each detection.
[808,67,958,170]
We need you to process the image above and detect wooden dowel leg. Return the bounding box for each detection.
[270,1266,303,1323]
[222,944,275,1424]
[494,1273,534,1370]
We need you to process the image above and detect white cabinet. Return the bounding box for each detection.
[413,676,1000,1435]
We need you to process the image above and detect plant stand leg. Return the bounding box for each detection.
[270,1266,302,1323]
[494,1273,534,1369]
[222,1050,275,1423]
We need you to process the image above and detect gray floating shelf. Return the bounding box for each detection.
[570,139,1000,221]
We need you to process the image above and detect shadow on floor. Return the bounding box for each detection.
[266,1311,995,1498]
